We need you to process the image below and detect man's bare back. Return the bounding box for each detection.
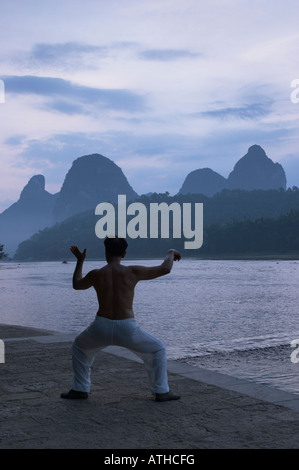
[70,245,181,320]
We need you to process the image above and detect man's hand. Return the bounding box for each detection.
[168,249,181,261]
[70,245,86,262]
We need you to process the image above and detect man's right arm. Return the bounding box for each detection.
[132,249,181,281]
[70,245,95,290]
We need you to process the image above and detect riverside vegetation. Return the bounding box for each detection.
[12,188,299,261]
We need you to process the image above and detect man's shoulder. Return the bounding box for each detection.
[93,264,133,274]
[86,267,103,278]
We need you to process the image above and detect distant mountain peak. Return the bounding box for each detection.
[20,174,46,200]
[227,145,286,191]
[179,144,286,196]
[179,168,227,197]
[53,153,138,221]
[0,174,55,256]
[248,144,266,154]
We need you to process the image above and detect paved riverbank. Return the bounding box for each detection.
[1,324,299,449]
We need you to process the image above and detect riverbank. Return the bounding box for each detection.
[1,324,299,449]
[3,251,299,264]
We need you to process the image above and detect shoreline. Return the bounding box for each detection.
[3,252,299,263]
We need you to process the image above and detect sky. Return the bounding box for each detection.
[1,0,299,213]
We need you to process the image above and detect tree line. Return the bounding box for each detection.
[11,188,299,261]
[0,245,7,260]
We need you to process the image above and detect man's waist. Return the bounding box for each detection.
[96,310,134,320]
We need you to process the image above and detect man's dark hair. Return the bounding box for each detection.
[104,237,128,257]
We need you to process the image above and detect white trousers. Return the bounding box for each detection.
[71,316,170,394]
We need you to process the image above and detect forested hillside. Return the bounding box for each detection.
[14,188,299,260]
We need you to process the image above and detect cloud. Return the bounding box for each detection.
[45,99,86,115]
[194,101,273,121]
[139,48,200,61]
[4,134,26,146]
[29,42,107,68]
[4,75,147,113]
[11,41,140,73]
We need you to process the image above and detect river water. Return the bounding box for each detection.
[1,259,299,394]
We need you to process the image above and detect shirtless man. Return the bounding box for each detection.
[61,237,181,402]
